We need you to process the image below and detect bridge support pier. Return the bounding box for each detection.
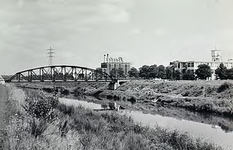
[108,82,119,90]
[108,80,128,90]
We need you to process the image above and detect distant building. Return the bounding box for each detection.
[0,75,5,84]
[170,50,233,80]
[101,54,131,76]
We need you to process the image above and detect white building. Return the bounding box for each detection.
[101,54,131,76]
[0,75,5,84]
[170,50,233,80]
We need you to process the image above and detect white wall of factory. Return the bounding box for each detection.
[101,54,131,76]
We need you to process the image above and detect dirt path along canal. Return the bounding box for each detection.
[0,84,8,149]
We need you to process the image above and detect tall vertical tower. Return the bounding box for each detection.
[47,47,55,66]
[211,49,221,62]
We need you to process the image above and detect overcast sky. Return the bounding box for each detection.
[0,0,233,74]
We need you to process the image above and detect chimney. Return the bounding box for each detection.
[107,54,109,63]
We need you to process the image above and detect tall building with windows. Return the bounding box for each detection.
[101,54,131,76]
[170,50,233,80]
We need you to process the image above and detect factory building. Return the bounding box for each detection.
[170,50,233,80]
[101,54,131,76]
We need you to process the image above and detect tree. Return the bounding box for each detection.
[139,65,150,79]
[95,68,104,80]
[96,67,103,72]
[226,68,233,80]
[183,69,195,80]
[195,64,212,80]
[109,68,125,79]
[215,63,227,80]
[173,70,181,80]
[157,65,166,79]
[148,64,158,78]
[110,68,117,78]
[165,66,173,79]
[117,68,125,78]
[128,67,139,78]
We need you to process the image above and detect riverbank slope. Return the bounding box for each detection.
[5,84,223,150]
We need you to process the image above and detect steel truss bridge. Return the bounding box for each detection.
[5,65,113,82]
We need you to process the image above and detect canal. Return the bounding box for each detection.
[59,97,233,150]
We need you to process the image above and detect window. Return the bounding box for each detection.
[191,62,194,67]
[109,64,112,72]
[125,64,128,75]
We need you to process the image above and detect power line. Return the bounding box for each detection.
[47,46,55,66]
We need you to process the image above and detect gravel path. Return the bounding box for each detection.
[0,84,8,149]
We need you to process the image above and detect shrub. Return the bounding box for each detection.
[28,118,48,138]
[79,131,97,150]
[101,113,135,133]
[97,133,122,150]
[107,95,113,99]
[113,95,120,101]
[57,103,75,116]
[74,87,86,97]
[199,103,214,112]
[124,133,150,150]
[71,112,107,135]
[181,91,190,97]
[61,89,70,95]
[127,96,137,104]
[217,82,232,93]
[22,97,58,121]
[42,87,53,93]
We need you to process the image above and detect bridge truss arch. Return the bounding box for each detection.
[6,65,113,82]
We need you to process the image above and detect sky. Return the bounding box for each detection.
[0,0,233,75]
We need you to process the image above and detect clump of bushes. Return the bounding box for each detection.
[74,87,86,97]
[217,82,232,93]
[61,89,70,95]
[22,96,58,121]
[20,96,60,138]
[106,95,113,100]
[42,87,54,93]
[127,96,137,104]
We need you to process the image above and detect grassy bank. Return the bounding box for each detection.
[95,80,233,117]
[4,84,223,150]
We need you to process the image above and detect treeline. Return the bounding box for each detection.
[128,65,188,80]
[215,63,233,80]
[128,63,233,80]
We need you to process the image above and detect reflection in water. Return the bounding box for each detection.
[59,98,233,150]
[59,98,102,109]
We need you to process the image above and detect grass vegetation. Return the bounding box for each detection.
[3,84,223,150]
[97,80,233,117]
